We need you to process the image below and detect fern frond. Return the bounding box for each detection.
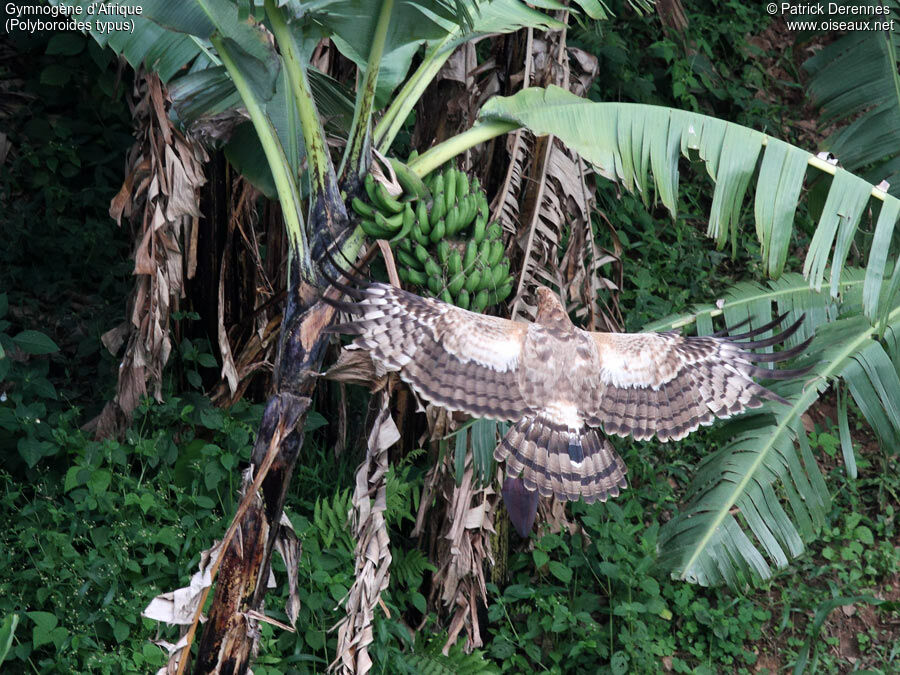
[314,489,354,551]
[401,644,500,675]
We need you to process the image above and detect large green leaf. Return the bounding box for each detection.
[803,3,900,197]
[52,0,205,82]
[645,270,900,587]
[291,0,483,103]
[374,0,565,150]
[478,86,900,296]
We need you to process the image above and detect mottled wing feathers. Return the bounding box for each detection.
[584,320,809,442]
[329,282,531,420]
[326,277,810,506]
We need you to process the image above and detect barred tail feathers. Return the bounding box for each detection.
[495,415,627,503]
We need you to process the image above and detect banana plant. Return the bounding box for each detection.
[802,0,900,197]
[53,0,611,670]
[58,0,900,669]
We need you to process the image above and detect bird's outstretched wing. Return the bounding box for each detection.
[326,282,532,420]
[325,275,812,505]
[582,315,812,443]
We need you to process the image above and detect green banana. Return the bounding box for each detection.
[416,200,431,236]
[360,218,394,239]
[448,250,462,276]
[444,205,459,236]
[472,289,490,313]
[488,280,514,305]
[364,173,379,205]
[478,239,492,262]
[429,218,446,243]
[436,240,450,265]
[458,195,476,235]
[427,274,442,296]
[478,267,496,292]
[375,183,404,214]
[443,168,457,215]
[390,203,415,243]
[477,194,488,221]
[398,267,410,283]
[414,244,430,265]
[351,197,376,219]
[462,240,477,271]
[398,237,412,253]
[464,270,482,293]
[456,171,469,200]
[389,157,431,202]
[407,267,428,285]
[472,216,486,244]
[411,222,429,246]
[448,195,466,235]
[486,223,502,240]
[448,271,466,296]
[441,289,453,304]
[396,248,423,271]
[492,260,510,286]
[424,258,442,279]
[430,173,446,222]
[456,288,470,310]
[461,194,478,230]
[375,210,403,231]
[487,239,505,267]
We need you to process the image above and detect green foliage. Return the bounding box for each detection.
[0,31,133,295]
[7,0,899,672]
[574,0,786,129]
[0,30,134,411]
[484,416,899,673]
[485,436,772,673]
[803,3,900,196]
[0,393,261,672]
[0,614,18,665]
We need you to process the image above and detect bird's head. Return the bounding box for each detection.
[534,286,569,325]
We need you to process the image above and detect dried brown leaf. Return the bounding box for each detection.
[142,540,223,625]
[274,512,301,627]
[323,349,384,390]
[331,394,398,674]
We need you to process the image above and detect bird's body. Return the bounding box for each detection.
[326,281,809,504]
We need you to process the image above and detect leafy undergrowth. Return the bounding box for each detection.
[3,367,897,673]
[3,1,898,673]
[483,409,899,675]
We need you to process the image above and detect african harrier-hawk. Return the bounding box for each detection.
[326,281,809,504]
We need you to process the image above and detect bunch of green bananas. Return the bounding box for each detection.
[351,162,513,313]
[351,171,418,242]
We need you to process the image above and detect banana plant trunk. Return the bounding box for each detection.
[194,236,341,672]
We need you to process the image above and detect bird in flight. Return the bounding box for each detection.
[325,279,810,505]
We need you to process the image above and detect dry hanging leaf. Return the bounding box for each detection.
[330,394,399,674]
[143,540,223,625]
[273,512,302,628]
[88,71,208,438]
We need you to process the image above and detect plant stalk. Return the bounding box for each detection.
[339,0,395,182]
[211,35,308,271]
[374,34,456,152]
[265,0,333,202]
[409,120,520,177]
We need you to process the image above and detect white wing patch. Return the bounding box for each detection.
[592,333,683,389]
[439,311,525,373]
